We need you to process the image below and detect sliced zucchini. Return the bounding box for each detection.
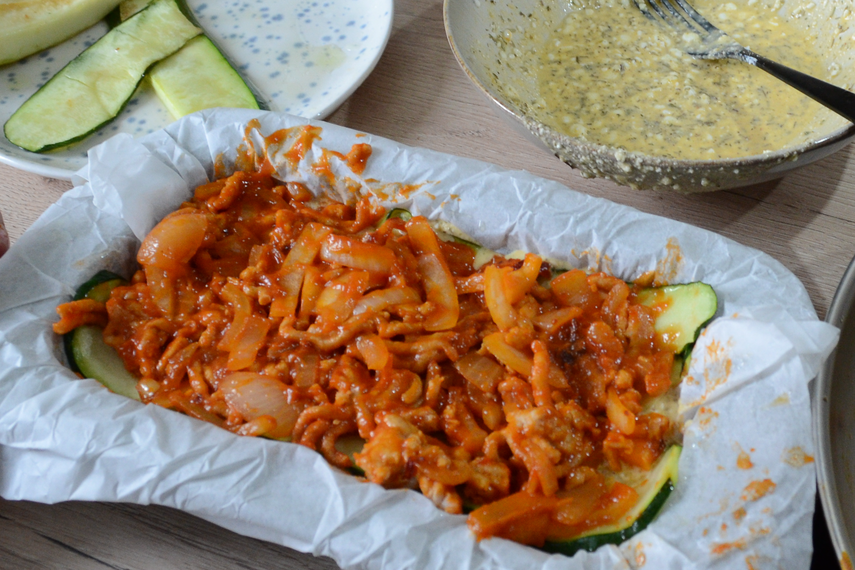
[541,445,681,556]
[149,35,261,119]
[380,208,413,223]
[335,434,366,476]
[63,270,126,373]
[72,270,126,301]
[62,271,137,400]
[115,0,265,119]
[636,282,718,355]
[4,0,202,152]
[70,325,141,401]
[0,0,123,66]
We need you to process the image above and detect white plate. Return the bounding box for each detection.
[0,0,393,180]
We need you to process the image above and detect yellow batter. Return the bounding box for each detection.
[535,0,827,160]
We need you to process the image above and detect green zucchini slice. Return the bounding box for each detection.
[0,0,123,66]
[379,208,413,223]
[335,434,366,476]
[4,0,202,152]
[541,445,682,556]
[115,0,265,119]
[62,271,137,400]
[69,325,141,401]
[63,270,126,373]
[636,282,718,356]
[150,35,261,119]
[73,271,126,303]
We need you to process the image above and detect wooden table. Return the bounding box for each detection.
[0,0,851,567]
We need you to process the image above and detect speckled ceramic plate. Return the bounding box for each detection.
[0,0,393,180]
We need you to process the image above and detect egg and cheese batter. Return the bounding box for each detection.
[535,0,827,159]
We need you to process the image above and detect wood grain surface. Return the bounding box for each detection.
[0,0,851,567]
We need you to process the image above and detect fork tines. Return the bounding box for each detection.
[634,0,719,36]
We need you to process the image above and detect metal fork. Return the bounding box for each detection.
[633,0,855,124]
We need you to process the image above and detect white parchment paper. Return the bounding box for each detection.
[0,109,839,570]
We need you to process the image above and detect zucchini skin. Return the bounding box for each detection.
[72,270,126,301]
[113,0,269,112]
[62,270,141,401]
[63,271,126,373]
[4,0,202,153]
[0,0,123,66]
[379,208,414,223]
[541,445,682,556]
[70,325,141,401]
[541,479,675,556]
[637,282,718,357]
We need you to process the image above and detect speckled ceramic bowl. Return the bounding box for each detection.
[444,0,855,192]
[0,0,393,179]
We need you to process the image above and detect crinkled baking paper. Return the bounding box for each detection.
[0,109,839,570]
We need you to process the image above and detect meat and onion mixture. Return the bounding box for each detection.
[54,168,680,546]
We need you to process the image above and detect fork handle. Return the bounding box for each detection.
[739,49,855,124]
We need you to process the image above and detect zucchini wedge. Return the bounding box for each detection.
[4,0,202,152]
[149,35,261,119]
[62,271,140,400]
[541,445,682,556]
[70,325,141,401]
[636,282,718,356]
[115,0,265,119]
[72,270,126,302]
[63,270,125,373]
[0,0,123,66]
[335,434,367,476]
[379,208,413,223]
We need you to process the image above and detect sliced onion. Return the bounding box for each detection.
[218,283,271,370]
[353,286,421,315]
[503,253,542,304]
[314,271,369,325]
[220,372,300,439]
[482,333,567,388]
[289,351,320,387]
[271,266,304,318]
[356,334,390,370]
[320,234,398,276]
[484,265,517,331]
[533,306,582,333]
[137,212,208,274]
[550,269,594,308]
[144,265,176,318]
[417,253,460,331]
[270,223,331,318]
[283,222,332,266]
[482,332,532,377]
[226,315,270,371]
[406,218,459,331]
[218,283,253,349]
[454,352,504,393]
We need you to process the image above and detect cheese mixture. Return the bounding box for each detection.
[535,0,828,159]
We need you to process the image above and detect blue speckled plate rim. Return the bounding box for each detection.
[0,0,394,181]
